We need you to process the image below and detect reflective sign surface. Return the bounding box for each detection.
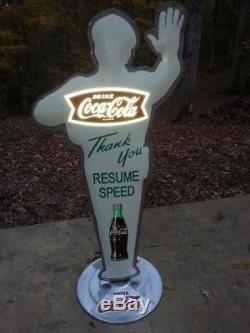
[33,1,186,322]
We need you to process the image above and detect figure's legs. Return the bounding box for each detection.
[84,146,149,281]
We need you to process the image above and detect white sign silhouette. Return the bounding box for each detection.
[33,2,186,281]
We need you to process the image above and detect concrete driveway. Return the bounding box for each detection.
[0,195,249,333]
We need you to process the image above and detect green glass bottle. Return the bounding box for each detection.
[109,204,128,261]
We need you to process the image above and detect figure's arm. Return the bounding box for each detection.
[142,5,185,104]
[33,76,83,126]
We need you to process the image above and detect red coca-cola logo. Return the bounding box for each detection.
[66,88,149,127]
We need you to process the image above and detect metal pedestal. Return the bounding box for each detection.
[77,257,163,324]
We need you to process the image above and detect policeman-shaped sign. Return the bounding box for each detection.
[33,1,186,323]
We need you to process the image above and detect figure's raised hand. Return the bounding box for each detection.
[146,5,185,57]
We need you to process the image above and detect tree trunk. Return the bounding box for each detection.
[209,0,218,72]
[229,0,249,93]
[172,0,204,121]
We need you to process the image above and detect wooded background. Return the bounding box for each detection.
[0,0,249,228]
[0,0,249,119]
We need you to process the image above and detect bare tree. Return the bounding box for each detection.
[209,0,219,72]
[230,0,249,93]
[173,0,204,121]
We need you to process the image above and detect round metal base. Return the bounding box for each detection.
[77,257,163,324]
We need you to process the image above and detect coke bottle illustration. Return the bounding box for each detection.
[109,204,128,261]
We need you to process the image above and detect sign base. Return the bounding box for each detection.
[77,257,163,324]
